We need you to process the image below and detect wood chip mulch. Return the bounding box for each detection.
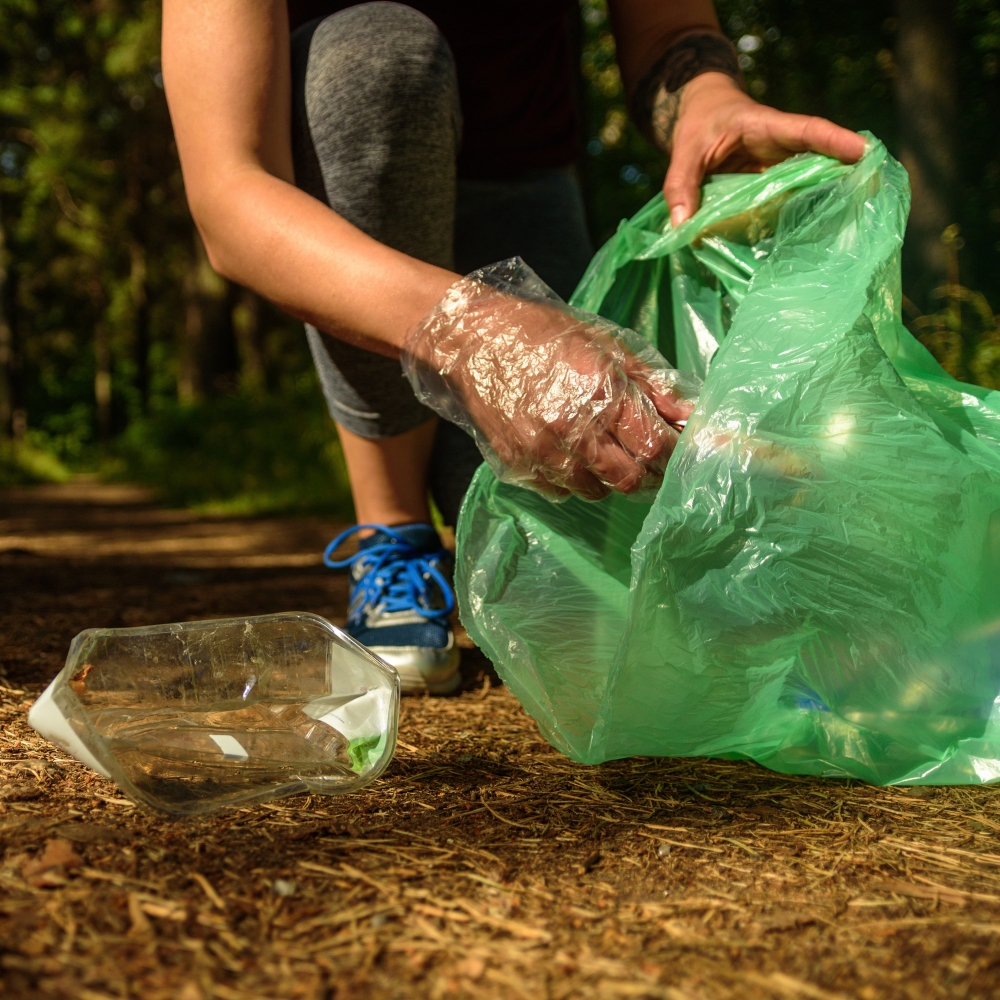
[2,483,999,999]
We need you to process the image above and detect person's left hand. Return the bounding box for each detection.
[664,71,868,228]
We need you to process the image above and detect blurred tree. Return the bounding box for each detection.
[0,0,312,460]
[0,200,13,433]
[579,0,665,245]
[894,0,959,310]
[233,289,266,394]
[2,0,999,500]
[906,223,1000,388]
[1,0,187,446]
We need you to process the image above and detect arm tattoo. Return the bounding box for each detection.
[631,33,744,154]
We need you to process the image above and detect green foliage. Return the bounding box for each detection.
[954,0,1000,312]
[715,1,897,132]
[0,434,70,487]
[2,0,1000,514]
[0,0,188,440]
[906,226,1000,388]
[0,0,330,513]
[579,0,665,244]
[114,373,353,517]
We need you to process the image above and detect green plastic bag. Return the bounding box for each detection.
[455,137,1000,785]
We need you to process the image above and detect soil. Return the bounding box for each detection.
[1,482,999,1000]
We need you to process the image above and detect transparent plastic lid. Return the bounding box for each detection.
[27,612,400,817]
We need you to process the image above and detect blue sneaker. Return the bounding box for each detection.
[324,523,460,694]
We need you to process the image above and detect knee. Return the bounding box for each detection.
[307,3,457,112]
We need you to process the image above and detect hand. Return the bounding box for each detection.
[402,262,700,501]
[664,72,867,227]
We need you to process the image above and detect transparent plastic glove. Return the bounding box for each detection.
[402,258,701,501]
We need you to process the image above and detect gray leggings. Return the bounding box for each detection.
[290,2,593,524]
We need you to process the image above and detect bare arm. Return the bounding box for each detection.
[162,0,689,499]
[161,0,455,357]
[607,0,722,100]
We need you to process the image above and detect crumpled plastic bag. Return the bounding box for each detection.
[455,136,1000,785]
[402,260,699,501]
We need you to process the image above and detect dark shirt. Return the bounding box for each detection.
[288,1,580,178]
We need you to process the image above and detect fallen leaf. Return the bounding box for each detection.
[22,838,83,884]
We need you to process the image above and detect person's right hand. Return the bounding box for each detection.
[402,261,700,501]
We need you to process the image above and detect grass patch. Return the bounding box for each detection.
[0,436,72,487]
[113,379,354,517]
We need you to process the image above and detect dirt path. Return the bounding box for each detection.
[2,483,999,1000]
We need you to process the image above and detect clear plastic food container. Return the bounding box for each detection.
[27,613,399,816]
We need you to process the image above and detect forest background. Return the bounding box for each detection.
[0,0,997,516]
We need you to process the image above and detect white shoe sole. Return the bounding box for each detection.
[368,641,461,695]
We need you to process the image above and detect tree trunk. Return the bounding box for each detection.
[130,241,150,414]
[94,321,112,440]
[4,248,23,442]
[179,277,203,404]
[234,288,265,393]
[179,229,239,401]
[0,201,11,438]
[894,0,960,310]
[201,279,240,395]
[0,311,10,439]
[178,231,206,404]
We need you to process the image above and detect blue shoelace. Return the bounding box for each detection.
[323,524,455,626]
